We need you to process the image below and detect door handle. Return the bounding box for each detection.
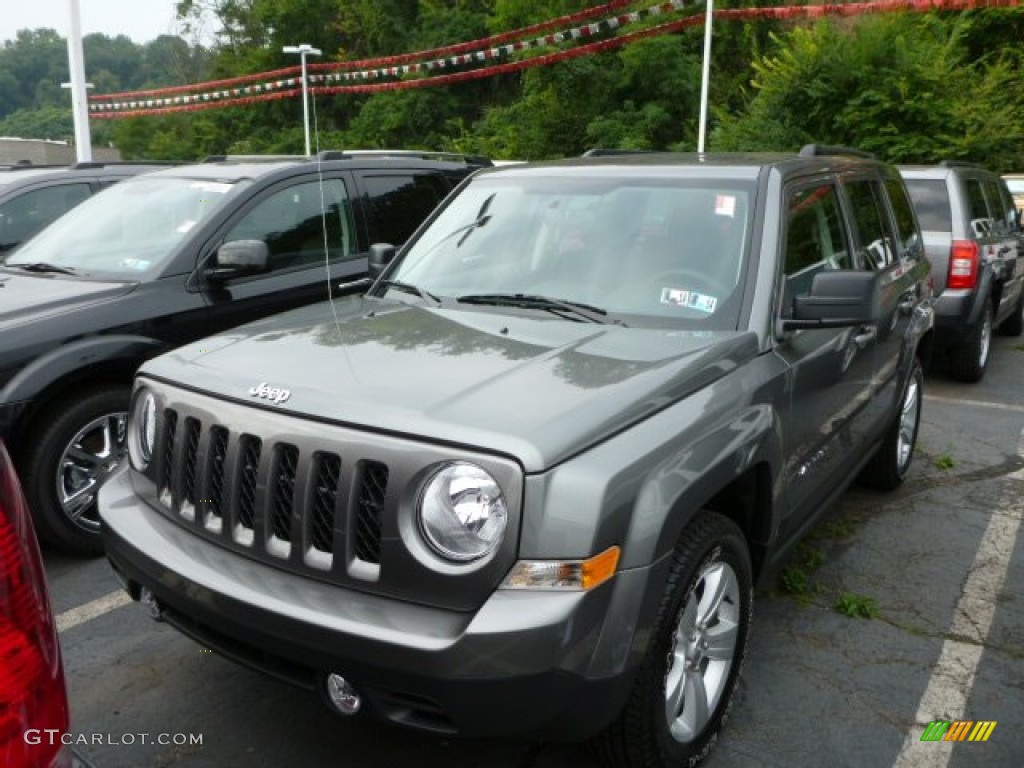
[853,327,877,350]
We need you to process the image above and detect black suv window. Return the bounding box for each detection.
[845,179,896,268]
[904,179,951,231]
[965,178,992,236]
[224,178,355,270]
[363,174,448,245]
[782,183,850,316]
[0,183,91,252]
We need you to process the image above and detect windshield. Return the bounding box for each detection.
[3,176,246,279]
[385,174,756,328]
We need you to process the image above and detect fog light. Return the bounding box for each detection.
[326,673,361,715]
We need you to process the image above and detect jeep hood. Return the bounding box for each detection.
[144,299,758,471]
[0,270,135,329]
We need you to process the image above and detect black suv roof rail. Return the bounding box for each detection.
[69,160,178,170]
[581,148,665,157]
[202,154,305,163]
[326,149,493,167]
[798,144,876,160]
[939,160,983,169]
[202,150,492,168]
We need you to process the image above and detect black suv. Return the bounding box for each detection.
[1,151,486,554]
[900,162,1024,381]
[0,161,170,254]
[101,146,932,767]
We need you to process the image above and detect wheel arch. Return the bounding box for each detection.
[4,335,166,463]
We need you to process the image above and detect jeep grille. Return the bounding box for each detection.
[156,408,386,575]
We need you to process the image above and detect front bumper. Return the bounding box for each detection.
[99,465,650,740]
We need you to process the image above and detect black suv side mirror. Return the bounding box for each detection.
[782,270,881,331]
[368,243,396,279]
[206,240,270,282]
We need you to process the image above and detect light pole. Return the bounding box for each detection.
[283,44,322,156]
[696,0,714,153]
[61,81,94,161]
[66,0,93,162]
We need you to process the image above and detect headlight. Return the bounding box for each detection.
[418,462,507,562]
[128,388,157,471]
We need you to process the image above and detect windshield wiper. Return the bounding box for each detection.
[5,262,78,275]
[456,293,620,325]
[376,279,441,305]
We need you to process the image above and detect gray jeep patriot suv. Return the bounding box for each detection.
[101,146,933,767]
[900,162,1024,381]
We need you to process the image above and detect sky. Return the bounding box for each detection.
[0,0,186,45]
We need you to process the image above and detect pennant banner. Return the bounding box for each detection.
[91,0,1023,119]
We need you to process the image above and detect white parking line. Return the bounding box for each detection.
[924,394,1024,414]
[56,590,133,633]
[892,428,1024,766]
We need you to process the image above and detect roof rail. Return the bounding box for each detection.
[69,160,178,170]
[202,154,306,163]
[939,160,983,169]
[582,148,664,157]
[325,149,493,167]
[798,144,875,160]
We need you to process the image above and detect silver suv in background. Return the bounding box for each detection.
[900,162,1024,381]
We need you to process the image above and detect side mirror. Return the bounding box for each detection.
[368,243,396,279]
[206,240,270,282]
[782,270,880,331]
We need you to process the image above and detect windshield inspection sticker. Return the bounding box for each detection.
[119,258,151,271]
[715,194,736,218]
[661,287,718,313]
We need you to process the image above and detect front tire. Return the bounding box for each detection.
[595,511,753,768]
[859,358,923,491]
[22,385,129,556]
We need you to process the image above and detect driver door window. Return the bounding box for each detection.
[224,179,355,271]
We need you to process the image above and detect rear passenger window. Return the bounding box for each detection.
[983,179,1013,233]
[965,179,992,236]
[904,179,952,231]
[363,174,448,245]
[885,179,920,255]
[781,183,850,317]
[845,179,896,269]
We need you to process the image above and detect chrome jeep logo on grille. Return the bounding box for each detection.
[248,382,291,404]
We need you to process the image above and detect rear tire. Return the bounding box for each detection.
[22,385,129,556]
[948,303,992,382]
[859,359,923,491]
[594,511,753,768]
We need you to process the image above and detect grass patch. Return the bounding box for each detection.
[1014,343,1024,352]
[934,454,956,471]
[835,592,879,619]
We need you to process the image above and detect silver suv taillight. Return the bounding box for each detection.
[0,441,70,768]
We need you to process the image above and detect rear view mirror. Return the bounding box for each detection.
[782,270,881,331]
[368,243,396,279]
[206,239,270,282]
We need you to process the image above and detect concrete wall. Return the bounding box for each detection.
[0,138,121,165]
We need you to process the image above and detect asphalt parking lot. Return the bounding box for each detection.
[45,337,1023,768]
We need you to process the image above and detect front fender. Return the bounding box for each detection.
[0,334,167,407]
